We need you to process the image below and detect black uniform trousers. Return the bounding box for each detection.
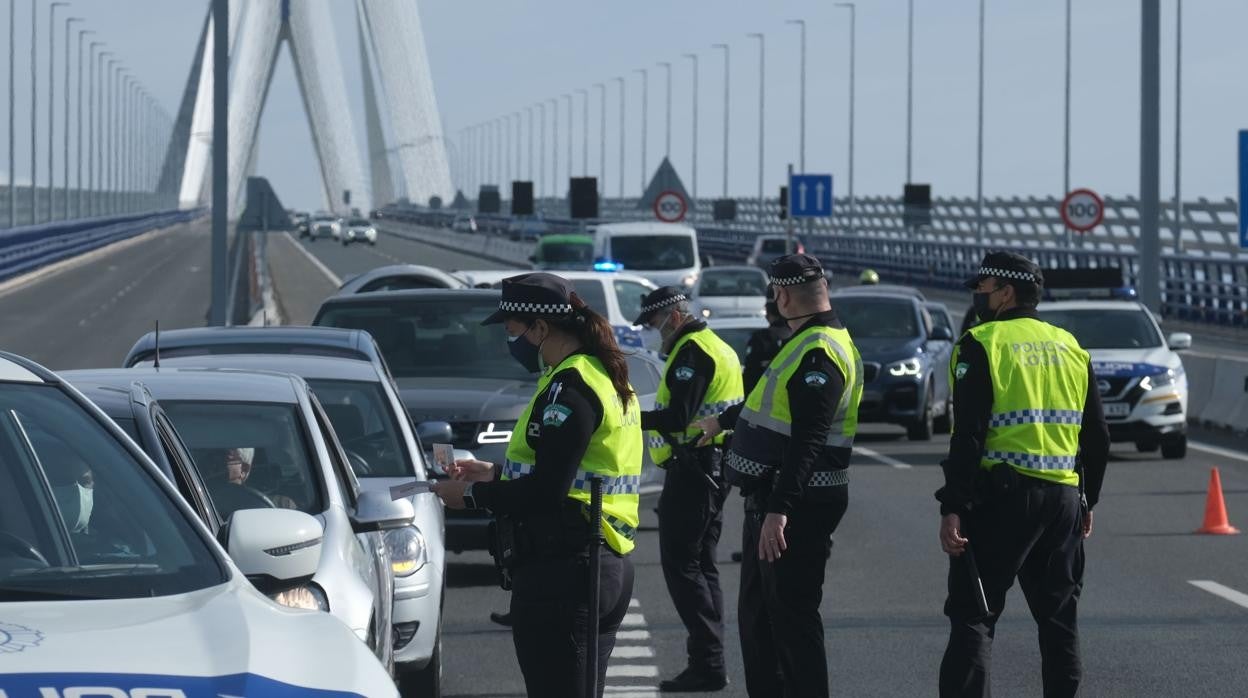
[511,548,635,698]
[940,481,1085,698]
[658,448,729,675]
[739,486,848,698]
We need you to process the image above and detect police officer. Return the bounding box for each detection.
[635,287,744,692]
[742,298,793,395]
[433,273,644,698]
[697,254,863,698]
[936,252,1109,697]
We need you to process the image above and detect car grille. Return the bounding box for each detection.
[1097,376,1134,400]
[862,362,880,383]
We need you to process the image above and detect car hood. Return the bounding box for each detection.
[0,579,393,696]
[396,376,535,421]
[697,296,765,316]
[852,336,927,363]
[1086,346,1178,376]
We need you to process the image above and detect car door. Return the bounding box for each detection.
[152,406,223,533]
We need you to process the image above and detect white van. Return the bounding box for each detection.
[591,222,702,290]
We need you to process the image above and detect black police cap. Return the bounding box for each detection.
[634,286,689,325]
[964,251,1044,289]
[482,272,578,325]
[768,253,826,287]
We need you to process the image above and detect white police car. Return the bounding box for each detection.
[0,352,397,697]
[1036,274,1192,459]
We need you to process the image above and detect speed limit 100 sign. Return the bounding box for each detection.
[1061,188,1104,233]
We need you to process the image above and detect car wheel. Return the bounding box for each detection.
[907,387,934,441]
[1161,435,1187,460]
[1135,440,1160,453]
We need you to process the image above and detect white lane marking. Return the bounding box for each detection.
[1190,441,1248,464]
[856,445,913,469]
[1189,580,1248,610]
[621,612,646,626]
[281,231,342,286]
[607,665,659,678]
[604,689,658,697]
[616,629,651,641]
[611,645,655,659]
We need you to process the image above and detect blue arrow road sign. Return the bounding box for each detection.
[1239,131,1248,248]
[789,174,834,218]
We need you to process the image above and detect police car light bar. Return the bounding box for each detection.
[1041,267,1137,300]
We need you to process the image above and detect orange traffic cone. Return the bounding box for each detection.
[1196,467,1240,535]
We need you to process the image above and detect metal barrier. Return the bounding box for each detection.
[0,209,203,283]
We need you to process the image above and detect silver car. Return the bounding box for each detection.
[60,367,409,674]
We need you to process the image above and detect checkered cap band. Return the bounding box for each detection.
[641,294,687,315]
[978,266,1039,284]
[769,273,817,287]
[498,300,574,315]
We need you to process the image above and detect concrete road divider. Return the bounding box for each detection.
[1186,352,1248,432]
[380,223,532,270]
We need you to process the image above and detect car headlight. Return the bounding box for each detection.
[887,358,923,377]
[366,227,377,238]
[477,421,515,444]
[681,274,698,288]
[385,526,428,577]
[700,307,713,318]
[272,583,329,611]
[1139,367,1179,392]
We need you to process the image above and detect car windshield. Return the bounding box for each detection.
[160,401,325,520]
[317,296,535,381]
[0,383,224,601]
[699,269,768,297]
[307,379,413,478]
[610,235,694,271]
[348,218,370,227]
[1037,308,1163,349]
[760,238,798,253]
[833,297,920,339]
[540,241,594,266]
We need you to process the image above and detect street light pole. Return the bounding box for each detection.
[1138,0,1161,312]
[1173,0,1183,254]
[712,43,729,199]
[615,77,625,198]
[906,0,914,183]
[75,28,91,218]
[595,82,605,195]
[514,111,521,187]
[527,106,533,184]
[8,0,17,228]
[63,17,82,220]
[975,0,985,241]
[657,61,671,159]
[635,68,647,193]
[47,2,67,221]
[836,3,856,236]
[550,97,558,195]
[564,93,572,181]
[786,20,805,172]
[748,33,764,205]
[88,44,103,217]
[576,87,588,176]
[1063,0,1072,246]
[684,53,698,203]
[538,104,546,200]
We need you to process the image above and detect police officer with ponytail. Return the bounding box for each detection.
[432,273,643,698]
[697,254,863,698]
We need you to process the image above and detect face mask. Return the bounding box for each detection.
[653,313,675,342]
[507,325,543,373]
[53,483,93,533]
[972,286,1002,322]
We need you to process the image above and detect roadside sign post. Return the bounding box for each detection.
[786,164,795,254]
[653,190,687,223]
[1060,188,1104,240]
[786,169,834,254]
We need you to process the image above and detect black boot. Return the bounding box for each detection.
[659,667,728,693]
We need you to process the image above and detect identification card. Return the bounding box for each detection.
[390,480,434,500]
[432,443,455,473]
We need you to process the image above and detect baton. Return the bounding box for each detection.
[963,541,990,619]
[585,476,604,698]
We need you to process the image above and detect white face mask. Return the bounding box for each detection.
[54,483,93,533]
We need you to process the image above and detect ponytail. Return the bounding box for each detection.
[551,293,635,409]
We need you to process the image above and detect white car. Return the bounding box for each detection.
[0,352,398,697]
[1037,298,1192,458]
[591,221,703,290]
[343,217,379,246]
[451,214,478,234]
[455,269,659,351]
[691,265,769,320]
[746,234,805,268]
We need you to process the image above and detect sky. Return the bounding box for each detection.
[0,0,1245,212]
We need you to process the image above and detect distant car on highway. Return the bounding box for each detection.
[746,234,805,268]
[691,265,769,320]
[507,215,549,241]
[591,221,703,290]
[830,287,955,440]
[61,367,409,675]
[530,233,595,271]
[342,217,378,246]
[338,264,471,294]
[832,284,926,301]
[291,211,311,238]
[312,289,668,552]
[0,352,399,697]
[308,213,339,242]
[451,214,478,234]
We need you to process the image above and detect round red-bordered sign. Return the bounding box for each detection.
[653,190,688,223]
[1060,188,1104,233]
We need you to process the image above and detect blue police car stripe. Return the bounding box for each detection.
[0,672,366,697]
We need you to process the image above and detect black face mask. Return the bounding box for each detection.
[507,326,542,373]
[972,286,1001,322]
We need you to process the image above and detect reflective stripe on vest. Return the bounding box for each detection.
[964,318,1090,487]
[647,327,745,465]
[503,354,643,554]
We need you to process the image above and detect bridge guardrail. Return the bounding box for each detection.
[0,209,204,283]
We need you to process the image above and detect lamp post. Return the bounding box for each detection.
[62,16,83,219]
[8,0,17,227]
[975,0,985,241]
[657,61,671,158]
[634,68,647,193]
[549,97,558,196]
[905,0,914,183]
[527,106,534,184]
[835,3,856,235]
[786,19,805,172]
[684,53,698,203]
[537,104,546,199]
[46,2,67,221]
[747,33,764,205]
[1172,0,1183,253]
[88,43,103,217]
[712,43,729,199]
[1062,0,1072,246]
[615,77,625,198]
[564,93,572,181]
[576,87,588,176]
[74,27,91,217]
[595,82,605,195]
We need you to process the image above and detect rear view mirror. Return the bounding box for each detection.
[416,421,453,450]
[453,448,476,463]
[227,508,323,594]
[1167,332,1193,350]
[929,326,954,342]
[351,490,415,534]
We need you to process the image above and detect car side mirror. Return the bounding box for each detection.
[227,508,323,594]
[929,326,954,342]
[1167,332,1193,351]
[416,421,453,450]
[351,490,415,534]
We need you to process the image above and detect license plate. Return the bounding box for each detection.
[1103,402,1131,418]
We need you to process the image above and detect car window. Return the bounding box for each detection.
[761,239,790,253]
[609,235,694,270]
[308,379,413,478]
[570,280,610,317]
[614,280,652,324]
[153,411,220,530]
[928,307,954,333]
[0,384,224,601]
[624,354,660,395]
[310,397,360,506]
[161,401,326,520]
[698,269,768,297]
[833,297,921,339]
[1037,308,1163,349]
